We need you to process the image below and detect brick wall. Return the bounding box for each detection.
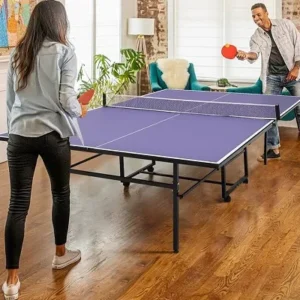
[137,0,168,94]
[282,0,300,29]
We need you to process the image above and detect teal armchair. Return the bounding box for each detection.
[226,78,295,121]
[149,62,210,92]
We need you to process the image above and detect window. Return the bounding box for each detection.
[65,0,121,82]
[66,0,94,80]
[96,1,121,64]
[168,0,282,83]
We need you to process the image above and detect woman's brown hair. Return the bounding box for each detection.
[12,0,69,90]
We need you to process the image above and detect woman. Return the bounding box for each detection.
[2,1,88,299]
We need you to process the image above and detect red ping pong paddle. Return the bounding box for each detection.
[221,44,238,59]
[78,89,95,105]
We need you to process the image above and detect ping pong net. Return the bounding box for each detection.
[103,94,280,120]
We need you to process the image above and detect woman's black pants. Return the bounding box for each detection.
[5,131,71,269]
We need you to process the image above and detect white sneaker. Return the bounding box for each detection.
[2,278,20,300]
[52,248,81,269]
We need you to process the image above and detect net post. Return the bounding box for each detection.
[275,104,280,120]
[103,93,107,107]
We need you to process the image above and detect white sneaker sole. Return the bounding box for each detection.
[3,292,19,300]
[52,252,81,270]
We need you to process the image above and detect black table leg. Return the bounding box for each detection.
[173,163,179,253]
[264,132,267,165]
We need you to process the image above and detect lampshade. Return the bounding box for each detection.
[128,18,155,36]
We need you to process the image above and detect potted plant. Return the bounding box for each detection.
[77,48,145,108]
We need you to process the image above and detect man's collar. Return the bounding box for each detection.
[256,19,277,34]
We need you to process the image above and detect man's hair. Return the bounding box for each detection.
[251,3,267,11]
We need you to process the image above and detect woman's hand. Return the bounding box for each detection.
[80,103,88,118]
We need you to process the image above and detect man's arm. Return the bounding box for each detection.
[236,51,258,61]
[286,60,300,81]
[236,37,260,62]
[246,52,259,61]
[286,19,300,65]
[284,19,300,81]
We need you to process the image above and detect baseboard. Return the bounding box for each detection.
[278,120,297,128]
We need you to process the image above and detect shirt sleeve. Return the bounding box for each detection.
[247,37,260,64]
[6,53,15,133]
[59,47,82,118]
[285,19,300,62]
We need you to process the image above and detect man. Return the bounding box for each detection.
[237,3,300,162]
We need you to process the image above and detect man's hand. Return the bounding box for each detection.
[236,51,258,61]
[236,50,248,60]
[286,66,300,82]
[80,103,88,118]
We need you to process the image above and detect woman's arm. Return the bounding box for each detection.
[59,47,83,118]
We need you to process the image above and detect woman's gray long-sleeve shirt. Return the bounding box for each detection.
[6,39,83,141]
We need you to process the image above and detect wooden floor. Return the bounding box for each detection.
[1,126,300,299]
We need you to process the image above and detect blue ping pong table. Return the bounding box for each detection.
[0,89,299,253]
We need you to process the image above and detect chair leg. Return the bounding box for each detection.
[294,107,300,131]
[296,117,300,132]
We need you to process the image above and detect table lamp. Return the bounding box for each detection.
[128,17,155,95]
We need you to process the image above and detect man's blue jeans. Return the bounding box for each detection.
[264,74,300,150]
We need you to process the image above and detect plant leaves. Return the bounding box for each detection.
[77,48,145,108]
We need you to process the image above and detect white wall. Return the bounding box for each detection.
[121,0,137,50]
[121,0,138,94]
